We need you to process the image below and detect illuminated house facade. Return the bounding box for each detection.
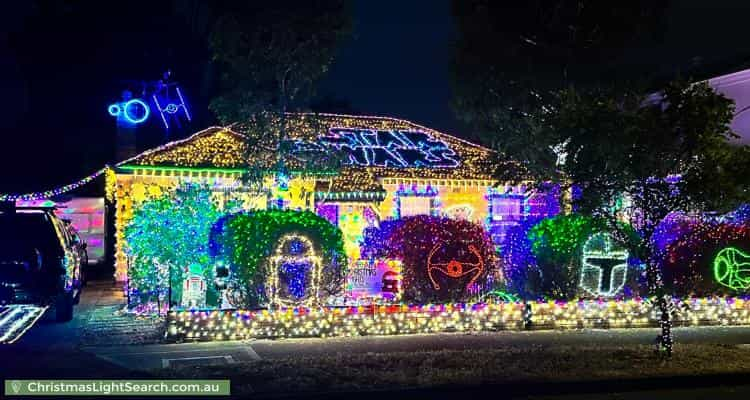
[111,113,559,282]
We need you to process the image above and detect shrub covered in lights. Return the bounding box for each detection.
[523,214,606,299]
[655,216,750,296]
[379,215,496,303]
[506,214,643,300]
[209,210,346,308]
[529,214,606,266]
[500,221,538,299]
[124,184,222,309]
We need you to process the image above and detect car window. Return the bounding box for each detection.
[57,220,73,247]
[0,211,64,257]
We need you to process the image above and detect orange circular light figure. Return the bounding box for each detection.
[445,260,463,277]
[427,243,484,290]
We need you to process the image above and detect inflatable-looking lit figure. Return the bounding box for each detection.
[579,232,628,297]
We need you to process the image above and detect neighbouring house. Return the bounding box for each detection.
[708,67,750,145]
[16,197,106,264]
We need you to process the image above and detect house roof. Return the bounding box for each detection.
[118,113,496,193]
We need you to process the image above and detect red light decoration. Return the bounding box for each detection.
[381,215,496,303]
[427,243,484,289]
[656,218,750,296]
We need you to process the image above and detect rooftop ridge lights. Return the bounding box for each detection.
[580,232,629,297]
[119,165,246,174]
[117,126,244,166]
[713,247,750,291]
[108,98,150,124]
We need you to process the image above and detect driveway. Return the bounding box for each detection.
[0,281,163,379]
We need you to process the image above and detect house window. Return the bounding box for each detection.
[399,196,432,217]
[489,195,524,245]
[491,196,522,222]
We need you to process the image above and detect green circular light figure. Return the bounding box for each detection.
[713,247,750,291]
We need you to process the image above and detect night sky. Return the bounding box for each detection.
[317,0,457,133]
[1,0,750,195]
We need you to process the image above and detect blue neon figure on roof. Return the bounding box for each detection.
[107,104,121,116]
[122,99,150,124]
[108,97,150,125]
[107,72,191,131]
[152,86,192,130]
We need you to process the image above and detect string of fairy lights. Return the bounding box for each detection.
[167,297,750,341]
[0,167,110,202]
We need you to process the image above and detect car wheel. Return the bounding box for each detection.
[55,291,74,322]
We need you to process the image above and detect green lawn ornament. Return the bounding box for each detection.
[713,247,750,291]
[579,232,629,297]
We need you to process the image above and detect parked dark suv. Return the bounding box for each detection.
[0,206,84,321]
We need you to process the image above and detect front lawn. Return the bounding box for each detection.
[159,343,750,397]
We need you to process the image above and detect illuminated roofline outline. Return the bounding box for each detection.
[116,114,497,180]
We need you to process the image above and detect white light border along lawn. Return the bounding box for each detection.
[167,297,750,342]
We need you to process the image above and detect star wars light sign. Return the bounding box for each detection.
[579,232,629,297]
[713,247,750,291]
[292,128,460,168]
[152,86,191,130]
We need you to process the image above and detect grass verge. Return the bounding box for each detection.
[158,343,750,397]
